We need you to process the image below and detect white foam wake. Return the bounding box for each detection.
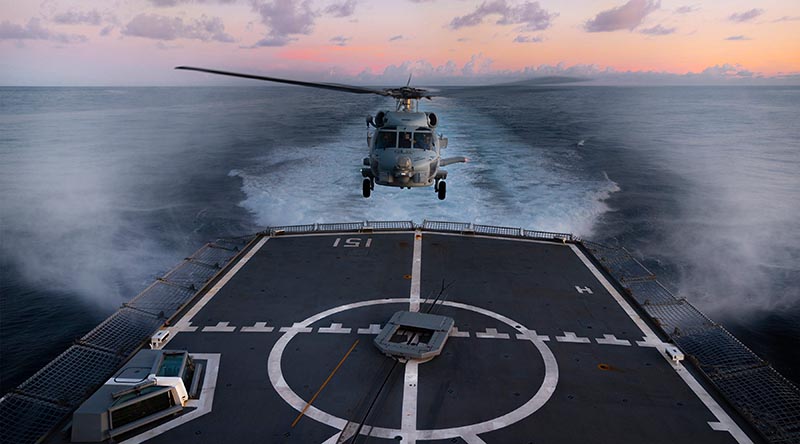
[230,97,619,238]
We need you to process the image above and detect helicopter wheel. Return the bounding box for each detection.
[362,179,371,198]
[437,181,446,200]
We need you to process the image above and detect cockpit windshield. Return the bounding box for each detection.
[414,132,432,150]
[376,130,433,150]
[376,131,396,149]
[399,132,413,148]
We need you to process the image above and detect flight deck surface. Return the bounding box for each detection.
[118,231,758,444]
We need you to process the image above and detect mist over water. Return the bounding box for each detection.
[1,85,798,393]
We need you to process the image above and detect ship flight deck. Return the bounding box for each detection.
[96,230,759,444]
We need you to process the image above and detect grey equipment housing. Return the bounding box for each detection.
[374,311,454,361]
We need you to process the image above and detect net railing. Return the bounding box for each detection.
[422,220,574,241]
[261,220,575,242]
[585,241,800,444]
[0,235,251,444]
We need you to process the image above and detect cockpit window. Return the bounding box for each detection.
[399,132,413,148]
[377,130,433,149]
[414,132,432,150]
[377,131,396,149]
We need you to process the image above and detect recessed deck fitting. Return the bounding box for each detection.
[374,310,454,361]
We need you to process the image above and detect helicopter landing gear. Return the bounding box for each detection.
[436,180,447,200]
[362,179,372,198]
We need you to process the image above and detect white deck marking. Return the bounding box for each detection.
[321,432,341,444]
[166,237,269,341]
[241,322,274,333]
[357,324,382,334]
[449,326,470,338]
[410,232,422,312]
[202,321,235,332]
[595,334,631,346]
[575,286,593,294]
[569,244,754,444]
[475,328,510,339]
[175,321,197,332]
[462,434,488,444]
[401,231,424,443]
[402,360,420,443]
[318,323,352,334]
[516,330,550,342]
[555,332,591,343]
[120,353,220,444]
[269,298,559,441]
[279,323,313,333]
[635,335,662,348]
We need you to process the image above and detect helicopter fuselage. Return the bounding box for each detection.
[361,110,448,189]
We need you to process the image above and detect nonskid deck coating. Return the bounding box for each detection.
[116,231,757,444]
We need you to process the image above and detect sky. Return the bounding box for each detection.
[0,0,798,85]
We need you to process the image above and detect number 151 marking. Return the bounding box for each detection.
[332,237,372,248]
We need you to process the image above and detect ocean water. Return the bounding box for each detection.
[1,85,798,394]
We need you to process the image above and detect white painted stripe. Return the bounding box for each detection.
[202,322,235,332]
[555,331,590,343]
[596,334,631,346]
[166,237,269,342]
[357,324,382,334]
[569,244,754,444]
[462,434,488,444]
[120,353,220,444]
[318,323,352,334]
[279,323,313,333]
[321,432,341,444]
[410,231,422,312]
[241,322,274,333]
[175,322,197,332]
[636,336,662,348]
[401,360,419,443]
[475,328,510,339]
[516,330,550,342]
[449,327,470,338]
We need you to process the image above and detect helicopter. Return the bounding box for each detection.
[175,66,467,200]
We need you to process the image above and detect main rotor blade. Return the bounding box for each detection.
[175,66,392,96]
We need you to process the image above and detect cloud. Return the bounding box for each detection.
[725,35,751,41]
[332,58,795,86]
[324,0,357,17]
[513,34,542,43]
[729,9,764,23]
[0,18,86,43]
[148,0,237,6]
[52,10,103,26]
[674,5,698,14]
[639,24,675,35]
[584,0,660,32]
[122,14,235,42]
[462,53,494,75]
[251,0,316,47]
[388,34,404,41]
[772,15,800,23]
[449,1,558,32]
[329,35,350,46]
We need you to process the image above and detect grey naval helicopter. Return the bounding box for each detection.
[176,66,467,200]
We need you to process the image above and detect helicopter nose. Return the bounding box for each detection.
[396,156,412,171]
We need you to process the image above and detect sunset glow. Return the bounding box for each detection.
[1,0,798,85]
